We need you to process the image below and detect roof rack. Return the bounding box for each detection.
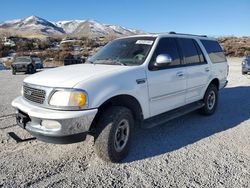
[168,31,207,37]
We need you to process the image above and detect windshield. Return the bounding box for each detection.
[15,57,31,63]
[88,37,156,66]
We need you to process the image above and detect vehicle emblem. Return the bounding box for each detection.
[26,90,32,96]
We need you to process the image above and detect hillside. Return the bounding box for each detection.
[0,16,249,58]
[0,16,64,36]
[0,16,144,37]
[218,37,250,57]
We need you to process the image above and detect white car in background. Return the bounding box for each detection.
[12,32,228,162]
[242,56,250,74]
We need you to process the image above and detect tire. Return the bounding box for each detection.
[242,70,247,75]
[94,106,134,163]
[12,69,16,75]
[200,84,218,115]
[27,65,35,74]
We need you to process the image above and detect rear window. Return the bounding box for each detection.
[200,40,227,63]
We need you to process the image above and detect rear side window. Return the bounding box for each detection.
[149,38,181,69]
[200,40,227,63]
[178,38,206,65]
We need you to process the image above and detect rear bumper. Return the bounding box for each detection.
[12,96,98,144]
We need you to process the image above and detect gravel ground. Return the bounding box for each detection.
[0,58,249,188]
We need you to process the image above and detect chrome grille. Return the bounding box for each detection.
[23,85,46,104]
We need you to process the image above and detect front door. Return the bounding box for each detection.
[146,37,187,117]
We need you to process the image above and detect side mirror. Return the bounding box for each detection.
[155,54,172,67]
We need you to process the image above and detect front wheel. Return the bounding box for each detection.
[94,106,134,163]
[200,84,218,115]
[12,68,16,75]
[27,65,36,74]
[242,70,247,75]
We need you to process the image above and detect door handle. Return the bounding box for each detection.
[176,71,184,77]
[136,78,146,84]
[205,67,210,72]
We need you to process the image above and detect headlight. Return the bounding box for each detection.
[49,89,88,110]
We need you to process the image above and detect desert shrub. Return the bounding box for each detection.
[56,51,72,61]
[15,41,34,52]
[4,60,13,69]
[219,37,250,57]
[37,40,50,50]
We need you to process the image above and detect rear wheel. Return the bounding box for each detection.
[200,84,218,115]
[94,106,134,163]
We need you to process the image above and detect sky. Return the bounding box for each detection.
[0,0,249,36]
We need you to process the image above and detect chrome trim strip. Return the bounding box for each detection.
[187,84,206,92]
[150,89,186,102]
[150,84,206,102]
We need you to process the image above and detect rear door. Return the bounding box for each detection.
[177,38,211,104]
[146,37,187,117]
[200,39,228,89]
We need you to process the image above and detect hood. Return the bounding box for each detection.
[24,64,129,88]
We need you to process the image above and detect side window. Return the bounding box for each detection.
[178,38,202,65]
[149,38,181,70]
[200,40,227,63]
[193,40,206,63]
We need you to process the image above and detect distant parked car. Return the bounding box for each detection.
[242,56,250,74]
[64,56,83,66]
[32,57,43,69]
[0,63,5,70]
[11,56,36,75]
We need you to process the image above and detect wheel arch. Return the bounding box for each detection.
[209,78,220,90]
[89,94,144,133]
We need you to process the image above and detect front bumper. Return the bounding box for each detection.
[11,96,98,144]
[12,64,28,72]
[242,64,250,72]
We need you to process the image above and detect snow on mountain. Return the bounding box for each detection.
[0,16,145,37]
[66,20,145,37]
[55,20,85,34]
[0,16,65,35]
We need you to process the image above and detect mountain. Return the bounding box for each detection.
[0,16,144,37]
[56,20,144,37]
[0,16,65,35]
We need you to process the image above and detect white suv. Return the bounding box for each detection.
[12,32,228,162]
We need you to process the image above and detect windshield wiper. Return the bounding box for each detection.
[93,59,127,66]
[86,59,94,64]
[110,60,127,66]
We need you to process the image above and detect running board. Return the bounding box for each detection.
[143,101,205,129]
[8,132,36,143]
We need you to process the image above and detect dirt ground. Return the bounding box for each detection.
[0,58,249,188]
